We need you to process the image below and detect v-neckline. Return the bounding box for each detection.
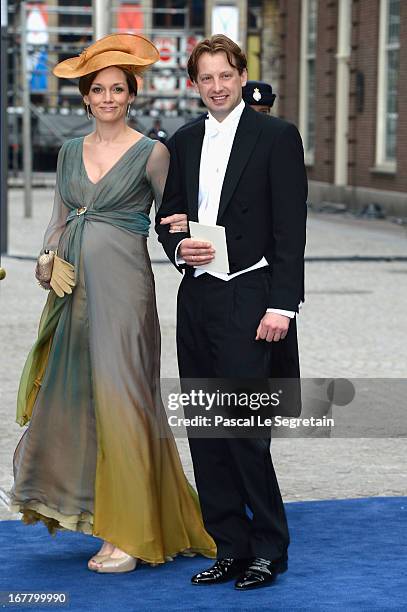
[81,135,146,186]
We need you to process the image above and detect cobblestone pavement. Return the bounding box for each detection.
[1,189,406,520]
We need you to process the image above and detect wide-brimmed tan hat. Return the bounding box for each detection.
[53,33,160,79]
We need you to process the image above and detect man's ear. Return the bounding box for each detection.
[192,80,199,95]
[241,69,248,88]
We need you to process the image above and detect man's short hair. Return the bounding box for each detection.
[187,34,247,83]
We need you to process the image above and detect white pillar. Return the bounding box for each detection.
[334,0,351,186]
[1,0,8,250]
[93,0,111,40]
[20,1,32,218]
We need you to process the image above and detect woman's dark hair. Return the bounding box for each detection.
[187,34,247,83]
[78,65,138,115]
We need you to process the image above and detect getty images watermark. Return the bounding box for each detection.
[160,378,407,438]
[165,386,334,432]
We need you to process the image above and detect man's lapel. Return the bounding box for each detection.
[185,118,205,221]
[217,105,261,222]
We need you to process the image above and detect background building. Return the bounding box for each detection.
[4,0,406,212]
[278,0,406,213]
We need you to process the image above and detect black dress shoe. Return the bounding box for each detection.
[235,555,288,590]
[191,558,248,585]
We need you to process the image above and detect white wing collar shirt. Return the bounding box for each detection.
[177,99,295,318]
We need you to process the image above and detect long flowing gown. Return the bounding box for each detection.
[9,135,216,563]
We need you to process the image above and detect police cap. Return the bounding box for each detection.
[242,80,276,107]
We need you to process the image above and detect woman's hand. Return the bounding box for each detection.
[35,263,51,290]
[160,213,188,233]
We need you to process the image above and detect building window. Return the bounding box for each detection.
[248,0,262,31]
[299,0,318,163]
[376,0,400,168]
[153,0,204,29]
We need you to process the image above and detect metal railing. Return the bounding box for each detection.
[5,1,204,218]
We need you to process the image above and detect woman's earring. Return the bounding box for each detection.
[86,104,91,120]
[126,104,131,119]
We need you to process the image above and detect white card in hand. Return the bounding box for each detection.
[189,221,230,274]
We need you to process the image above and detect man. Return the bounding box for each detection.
[242,79,276,114]
[156,35,307,591]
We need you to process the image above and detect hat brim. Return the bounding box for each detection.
[53,49,158,78]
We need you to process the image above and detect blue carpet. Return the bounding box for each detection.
[1,497,406,611]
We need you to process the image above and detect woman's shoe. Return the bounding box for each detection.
[88,542,116,571]
[88,553,112,571]
[94,553,138,574]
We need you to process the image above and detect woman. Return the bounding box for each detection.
[10,33,216,573]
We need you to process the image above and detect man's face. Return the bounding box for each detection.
[251,104,271,115]
[194,52,247,122]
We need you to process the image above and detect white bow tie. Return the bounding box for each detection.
[206,121,227,138]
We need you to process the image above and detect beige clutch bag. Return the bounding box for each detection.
[37,250,75,297]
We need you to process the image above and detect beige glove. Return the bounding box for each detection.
[50,254,75,298]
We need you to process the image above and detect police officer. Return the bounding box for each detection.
[242,80,276,114]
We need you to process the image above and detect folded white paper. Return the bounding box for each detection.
[189,221,230,274]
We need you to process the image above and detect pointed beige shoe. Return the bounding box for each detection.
[95,553,138,574]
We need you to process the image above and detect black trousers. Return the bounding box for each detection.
[176,269,290,560]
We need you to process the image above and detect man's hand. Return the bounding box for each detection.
[179,238,215,266]
[255,312,290,342]
[160,213,189,233]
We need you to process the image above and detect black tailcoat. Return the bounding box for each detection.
[156,105,308,383]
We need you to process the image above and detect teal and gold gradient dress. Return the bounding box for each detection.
[10,136,216,563]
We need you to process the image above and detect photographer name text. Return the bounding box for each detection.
[168,415,334,429]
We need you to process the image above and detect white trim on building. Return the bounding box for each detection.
[375,0,400,171]
[299,0,318,165]
[334,0,351,186]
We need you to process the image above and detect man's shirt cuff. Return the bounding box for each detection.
[175,238,188,266]
[266,308,296,319]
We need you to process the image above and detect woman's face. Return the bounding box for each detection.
[83,66,135,123]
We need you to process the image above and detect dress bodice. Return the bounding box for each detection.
[59,136,157,215]
[42,135,169,251]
